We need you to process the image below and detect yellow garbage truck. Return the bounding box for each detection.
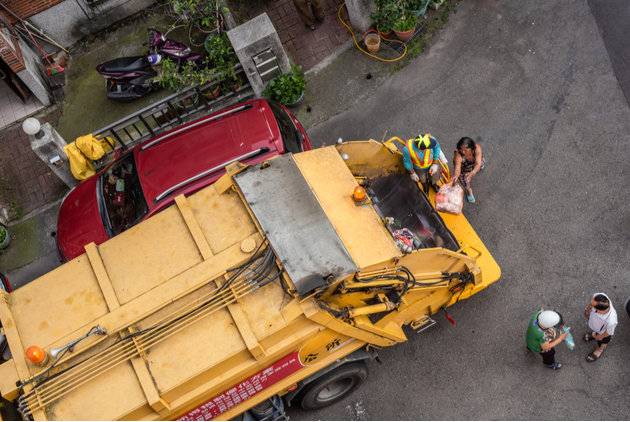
[0,140,500,421]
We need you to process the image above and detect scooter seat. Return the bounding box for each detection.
[102,56,151,72]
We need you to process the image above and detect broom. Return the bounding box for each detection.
[21,23,64,75]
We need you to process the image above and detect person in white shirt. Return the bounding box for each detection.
[583,293,618,362]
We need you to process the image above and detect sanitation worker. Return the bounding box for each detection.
[583,293,618,362]
[525,309,568,370]
[403,133,442,194]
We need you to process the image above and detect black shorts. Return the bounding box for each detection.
[598,335,612,347]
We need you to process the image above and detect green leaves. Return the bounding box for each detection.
[263,65,305,105]
[204,33,235,67]
[370,0,426,31]
[393,12,417,31]
[171,0,220,28]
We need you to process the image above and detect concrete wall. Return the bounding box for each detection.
[28,0,156,54]
[16,36,53,106]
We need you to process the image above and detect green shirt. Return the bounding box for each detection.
[526,310,548,353]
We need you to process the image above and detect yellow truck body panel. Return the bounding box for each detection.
[0,140,500,421]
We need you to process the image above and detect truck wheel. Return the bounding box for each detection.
[296,361,368,410]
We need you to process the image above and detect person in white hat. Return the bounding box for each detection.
[583,293,618,362]
[525,309,568,369]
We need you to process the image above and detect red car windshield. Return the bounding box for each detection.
[268,101,304,153]
[98,153,149,237]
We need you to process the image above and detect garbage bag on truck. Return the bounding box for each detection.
[63,134,113,180]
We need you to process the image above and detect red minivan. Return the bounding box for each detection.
[56,99,312,262]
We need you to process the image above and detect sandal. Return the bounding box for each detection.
[586,352,600,362]
[544,362,562,370]
[466,194,475,204]
[583,333,595,342]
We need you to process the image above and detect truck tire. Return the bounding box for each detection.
[296,361,368,410]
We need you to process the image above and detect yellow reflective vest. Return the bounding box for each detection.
[406,134,433,169]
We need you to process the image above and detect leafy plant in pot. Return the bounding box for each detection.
[263,64,305,107]
[204,32,235,67]
[197,3,224,34]
[199,67,222,100]
[393,11,417,41]
[171,0,203,27]
[405,0,429,17]
[370,0,400,38]
[155,59,200,111]
[0,225,10,250]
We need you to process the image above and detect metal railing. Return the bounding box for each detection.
[93,63,251,161]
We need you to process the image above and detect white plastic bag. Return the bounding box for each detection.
[435,182,464,215]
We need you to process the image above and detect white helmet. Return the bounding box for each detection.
[538,310,560,328]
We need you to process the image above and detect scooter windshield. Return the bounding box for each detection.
[98,153,149,237]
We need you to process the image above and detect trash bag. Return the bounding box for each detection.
[63,134,113,181]
[435,182,463,215]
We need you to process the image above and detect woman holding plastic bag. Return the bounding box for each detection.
[452,137,486,204]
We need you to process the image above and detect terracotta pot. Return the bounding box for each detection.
[394,23,416,41]
[156,109,176,125]
[377,26,393,39]
[202,84,221,100]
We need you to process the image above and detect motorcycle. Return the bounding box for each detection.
[96,28,203,102]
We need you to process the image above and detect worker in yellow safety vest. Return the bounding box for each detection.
[403,133,442,193]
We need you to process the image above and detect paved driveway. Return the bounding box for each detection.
[293,0,630,419]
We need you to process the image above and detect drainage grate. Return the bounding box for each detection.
[381,24,427,54]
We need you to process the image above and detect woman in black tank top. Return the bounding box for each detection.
[452,137,486,204]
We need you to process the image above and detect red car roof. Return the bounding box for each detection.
[57,99,302,261]
[136,101,278,204]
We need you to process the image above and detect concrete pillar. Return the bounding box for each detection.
[227,13,290,98]
[346,0,377,34]
[30,123,77,189]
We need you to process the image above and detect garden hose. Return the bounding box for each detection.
[338,2,407,62]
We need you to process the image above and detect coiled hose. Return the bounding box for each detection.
[338,2,408,61]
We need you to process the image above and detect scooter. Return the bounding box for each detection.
[146,28,202,66]
[96,29,202,102]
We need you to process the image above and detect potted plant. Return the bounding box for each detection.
[370,2,399,38]
[405,0,429,17]
[263,64,306,107]
[204,32,235,66]
[155,59,200,111]
[393,11,417,41]
[172,0,202,27]
[197,4,224,35]
[0,225,10,250]
[200,71,222,100]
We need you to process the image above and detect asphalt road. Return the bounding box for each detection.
[290,0,630,420]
